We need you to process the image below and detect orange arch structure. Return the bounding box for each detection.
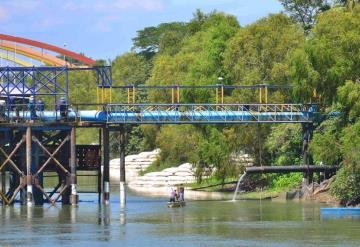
[0,40,69,66]
[0,34,96,66]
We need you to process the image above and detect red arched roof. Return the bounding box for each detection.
[0,34,96,66]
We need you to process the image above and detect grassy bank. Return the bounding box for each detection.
[187,173,303,200]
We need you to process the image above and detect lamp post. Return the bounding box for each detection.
[63,43,67,66]
[217,77,224,105]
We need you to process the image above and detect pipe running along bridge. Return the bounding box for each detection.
[0,34,316,207]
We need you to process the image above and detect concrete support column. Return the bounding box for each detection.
[102,127,110,205]
[70,127,78,206]
[119,125,126,208]
[26,127,33,206]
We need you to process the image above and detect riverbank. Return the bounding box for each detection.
[110,150,340,204]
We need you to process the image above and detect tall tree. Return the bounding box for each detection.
[289,5,360,104]
[224,13,304,102]
[279,0,331,32]
[132,22,189,59]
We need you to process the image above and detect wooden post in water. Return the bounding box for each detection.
[119,125,126,208]
[70,127,78,205]
[26,127,33,206]
[102,127,110,205]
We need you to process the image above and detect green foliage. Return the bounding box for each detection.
[268,173,303,191]
[290,5,360,103]
[154,125,200,169]
[266,124,302,165]
[192,127,237,183]
[132,22,189,58]
[330,167,360,205]
[64,7,360,202]
[279,0,331,32]
[147,11,240,103]
[310,117,342,165]
[112,52,149,86]
[224,14,304,104]
[340,119,360,168]
[337,80,360,122]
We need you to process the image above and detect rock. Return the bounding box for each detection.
[128,161,197,188]
[109,149,159,181]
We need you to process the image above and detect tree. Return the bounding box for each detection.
[224,13,304,90]
[154,125,200,169]
[337,80,360,122]
[330,119,360,205]
[289,5,360,104]
[147,11,240,103]
[132,22,189,59]
[310,117,342,165]
[266,124,302,166]
[112,52,149,86]
[192,127,237,183]
[279,0,331,32]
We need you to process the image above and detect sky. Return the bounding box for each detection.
[0,0,283,61]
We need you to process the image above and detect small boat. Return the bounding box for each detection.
[167,201,186,208]
[320,207,360,219]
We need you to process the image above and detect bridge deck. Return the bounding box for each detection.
[0,103,314,125]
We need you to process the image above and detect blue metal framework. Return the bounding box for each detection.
[0,66,113,98]
[94,66,112,88]
[0,66,68,98]
[105,103,313,124]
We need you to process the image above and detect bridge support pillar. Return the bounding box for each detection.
[119,125,126,208]
[26,127,33,206]
[70,128,78,206]
[102,127,110,205]
[302,123,314,185]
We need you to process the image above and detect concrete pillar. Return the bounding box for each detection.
[119,125,126,208]
[26,127,33,206]
[70,128,78,205]
[102,127,110,205]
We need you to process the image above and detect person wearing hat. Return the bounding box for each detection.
[59,97,68,120]
[28,96,37,120]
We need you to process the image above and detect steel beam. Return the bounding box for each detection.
[26,127,33,206]
[70,128,78,205]
[119,125,126,208]
[102,127,110,205]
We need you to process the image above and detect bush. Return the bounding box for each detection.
[269,173,303,192]
[330,168,360,206]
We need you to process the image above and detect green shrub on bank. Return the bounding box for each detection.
[268,173,303,192]
[330,168,360,206]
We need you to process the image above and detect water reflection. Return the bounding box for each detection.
[1,194,360,246]
[120,209,126,225]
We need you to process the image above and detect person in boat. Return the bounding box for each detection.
[179,184,185,201]
[169,189,177,202]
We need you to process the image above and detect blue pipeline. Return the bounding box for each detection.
[107,111,310,122]
[5,110,311,123]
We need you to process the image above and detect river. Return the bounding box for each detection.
[1,188,360,247]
